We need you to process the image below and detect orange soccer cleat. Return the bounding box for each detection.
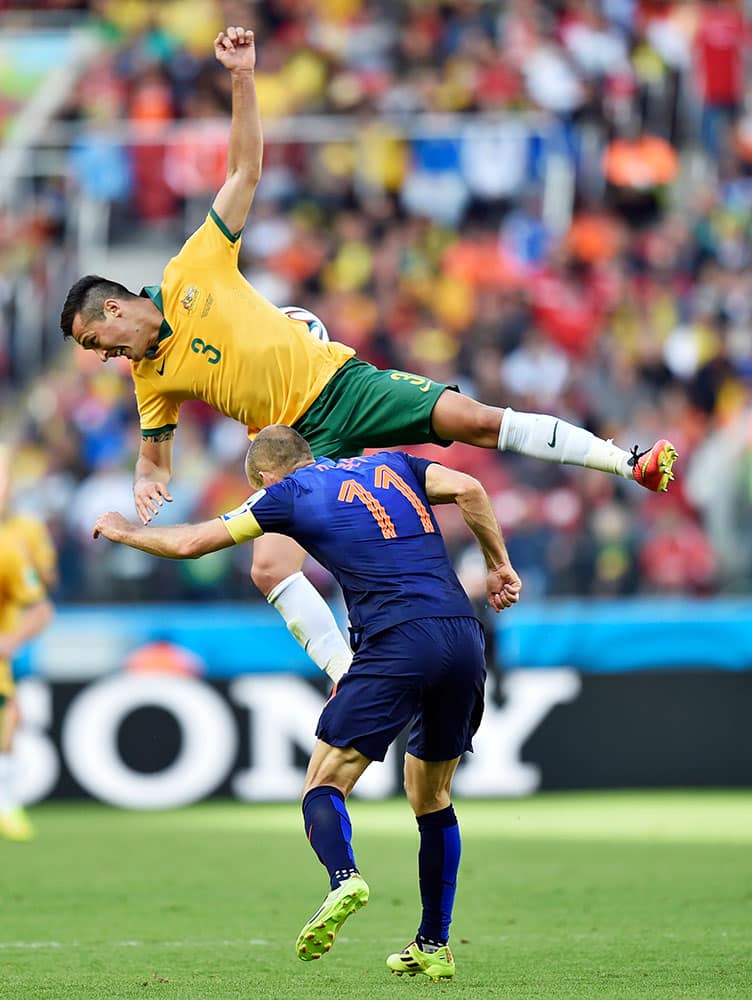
[629,439,678,493]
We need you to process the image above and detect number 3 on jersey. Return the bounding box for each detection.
[337,464,435,539]
[191,337,221,364]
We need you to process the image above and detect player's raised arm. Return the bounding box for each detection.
[93,512,238,559]
[211,26,262,237]
[423,464,521,613]
[134,434,175,525]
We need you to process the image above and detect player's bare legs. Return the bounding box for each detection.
[302,739,371,798]
[430,391,677,492]
[0,696,18,755]
[0,697,32,840]
[251,534,352,682]
[430,392,503,448]
[402,751,460,816]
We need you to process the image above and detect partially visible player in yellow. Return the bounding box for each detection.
[0,449,54,840]
[60,24,677,686]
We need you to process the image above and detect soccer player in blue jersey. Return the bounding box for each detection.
[93,425,521,981]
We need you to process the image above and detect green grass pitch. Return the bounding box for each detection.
[2,792,751,999]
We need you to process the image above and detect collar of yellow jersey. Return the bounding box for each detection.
[140,285,173,358]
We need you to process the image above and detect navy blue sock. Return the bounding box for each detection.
[302,785,359,890]
[416,805,460,948]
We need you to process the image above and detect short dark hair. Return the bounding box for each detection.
[245,426,314,488]
[60,275,136,339]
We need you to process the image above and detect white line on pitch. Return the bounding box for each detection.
[0,939,270,950]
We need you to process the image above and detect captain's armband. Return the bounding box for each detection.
[220,491,266,543]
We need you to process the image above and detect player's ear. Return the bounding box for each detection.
[103,298,121,317]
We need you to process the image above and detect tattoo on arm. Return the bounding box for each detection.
[142,430,175,443]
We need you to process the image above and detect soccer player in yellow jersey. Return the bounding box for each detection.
[61,24,677,684]
[4,513,58,592]
[0,452,54,840]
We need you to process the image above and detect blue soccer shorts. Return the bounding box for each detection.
[315,616,486,763]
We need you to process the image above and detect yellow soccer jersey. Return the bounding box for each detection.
[0,528,46,698]
[5,513,57,588]
[132,210,355,437]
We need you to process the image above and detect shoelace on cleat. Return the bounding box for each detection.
[627,444,648,469]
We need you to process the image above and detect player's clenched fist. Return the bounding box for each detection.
[486,563,522,613]
[214,26,256,73]
[93,511,132,542]
[133,480,173,525]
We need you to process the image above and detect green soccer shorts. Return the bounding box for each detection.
[293,358,457,459]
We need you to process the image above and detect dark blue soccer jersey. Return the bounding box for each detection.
[247,451,476,638]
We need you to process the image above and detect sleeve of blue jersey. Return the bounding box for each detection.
[401,452,438,490]
[246,480,295,534]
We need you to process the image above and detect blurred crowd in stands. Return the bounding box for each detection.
[1,0,751,603]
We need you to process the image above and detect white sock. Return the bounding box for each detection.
[498,408,632,479]
[0,753,16,811]
[267,572,352,683]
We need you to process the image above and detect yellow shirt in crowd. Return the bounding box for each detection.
[133,211,355,438]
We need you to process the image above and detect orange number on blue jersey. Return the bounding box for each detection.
[374,465,435,534]
[338,480,396,539]
[337,466,434,539]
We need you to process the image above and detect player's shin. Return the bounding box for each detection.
[297,784,369,961]
[498,408,632,478]
[416,805,461,950]
[266,572,352,682]
[302,785,359,888]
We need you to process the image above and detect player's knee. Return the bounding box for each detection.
[403,772,431,815]
[250,559,287,596]
[303,744,366,798]
[302,769,352,799]
[470,402,504,441]
[404,760,452,815]
[432,393,503,447]
[407,789,451,817]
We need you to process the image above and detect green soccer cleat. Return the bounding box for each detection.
[295,873,369,961]
[0,807,35,842]
[629,439,678,493]
[386,941,456,981]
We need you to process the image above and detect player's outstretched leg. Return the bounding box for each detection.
[297,783,368,961]
[430,393,679,492]
[500,410,679,492]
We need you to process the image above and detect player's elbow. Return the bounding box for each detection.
[453,474,485,506]
[229,163,261,189]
